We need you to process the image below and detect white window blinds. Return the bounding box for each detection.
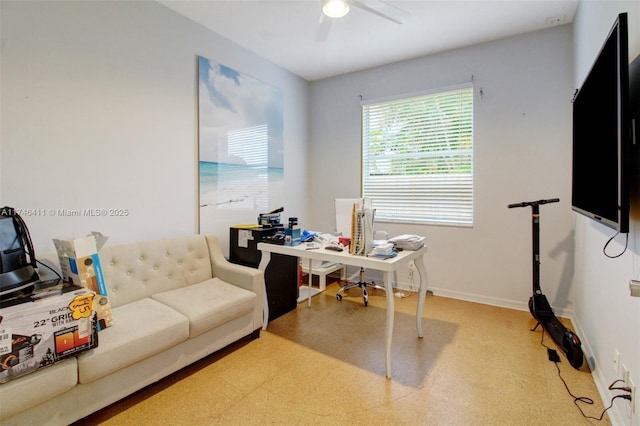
[362,85,474,226]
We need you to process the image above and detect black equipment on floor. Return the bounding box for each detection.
[508,198,584,369]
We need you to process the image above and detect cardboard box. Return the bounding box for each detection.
[0,287,98,383]
[53,233,113,330]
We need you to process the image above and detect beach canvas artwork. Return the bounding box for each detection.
[198,56,284,237]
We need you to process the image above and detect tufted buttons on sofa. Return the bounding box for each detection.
[97,236,216,307]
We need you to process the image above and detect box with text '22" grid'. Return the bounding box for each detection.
[0,287,98,383]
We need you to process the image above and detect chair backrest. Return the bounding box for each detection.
[335,198,377,255]
[335,198,372,237]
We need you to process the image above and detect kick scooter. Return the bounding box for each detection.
[508,198,584,369]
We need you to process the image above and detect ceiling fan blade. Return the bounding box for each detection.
[315,12,333,42]
[351,0,410,24]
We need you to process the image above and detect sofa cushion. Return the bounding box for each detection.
[152,278,256,338]
[77,298,189,384]
[0,357,77,421]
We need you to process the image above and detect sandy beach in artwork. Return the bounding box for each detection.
[199,162,284,255]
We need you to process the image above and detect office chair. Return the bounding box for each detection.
[334,198,386,307]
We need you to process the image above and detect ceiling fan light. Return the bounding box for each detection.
[322,0,350,18]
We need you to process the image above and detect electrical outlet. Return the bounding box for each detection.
[614,349,620,375]
[629,378,636,413]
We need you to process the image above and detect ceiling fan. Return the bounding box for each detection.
[316,0,410,41]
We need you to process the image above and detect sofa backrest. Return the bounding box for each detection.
[98,234,213,308]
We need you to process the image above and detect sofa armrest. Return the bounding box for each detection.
[205,235,264,298]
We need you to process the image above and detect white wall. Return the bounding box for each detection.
[573,2,640,425]
[0,0,310,257]
[309,25,575,314]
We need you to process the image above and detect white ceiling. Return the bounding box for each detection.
[159,0,579,81]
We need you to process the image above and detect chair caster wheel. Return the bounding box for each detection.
[336,294,342,301]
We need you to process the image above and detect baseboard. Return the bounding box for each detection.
[404,284,578,319]
[425,286,529,312]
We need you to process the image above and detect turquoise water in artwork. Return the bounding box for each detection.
[199,162,283,210]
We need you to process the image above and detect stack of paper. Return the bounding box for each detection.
[389,235,426,250]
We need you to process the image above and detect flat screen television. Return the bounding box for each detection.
[572,12,632,234]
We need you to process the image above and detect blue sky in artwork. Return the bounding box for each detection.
[218,64,240,84]
[198,56,284,168]
[198,56,236,113]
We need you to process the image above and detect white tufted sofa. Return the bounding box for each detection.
[0,234,264,425]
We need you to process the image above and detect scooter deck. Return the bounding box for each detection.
[529,294,584,369]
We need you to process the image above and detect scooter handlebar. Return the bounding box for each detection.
[508,198,559,209]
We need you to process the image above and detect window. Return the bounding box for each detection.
[361,84,474,226]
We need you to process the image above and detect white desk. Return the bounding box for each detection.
[257,242,428,379]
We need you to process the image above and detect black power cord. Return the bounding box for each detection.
[35,258,63,281]
[603,231,629,258]
[538,326,631,421]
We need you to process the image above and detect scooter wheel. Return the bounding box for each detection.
[563,331,584,369]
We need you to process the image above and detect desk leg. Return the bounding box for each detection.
[307,258,313,308]
[257,251,271,330]
[414,254,428,338]
[383,270,394,379]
